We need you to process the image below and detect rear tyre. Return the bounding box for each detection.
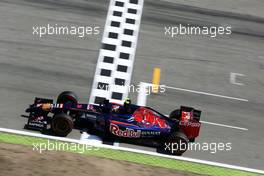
[57,91,78,105]
[169,109,181,120]
[51,113,73,137]
[160,131,189,156]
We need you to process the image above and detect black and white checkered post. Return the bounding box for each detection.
[89,0,144,104]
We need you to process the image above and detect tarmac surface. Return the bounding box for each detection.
[0,0,263,170]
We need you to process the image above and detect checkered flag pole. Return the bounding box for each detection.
[89,0,144,105]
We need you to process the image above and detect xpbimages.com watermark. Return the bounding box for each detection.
[32,24,100,38]
[32,140,99,153]
[164,141,232,154]
[164,24,232,38]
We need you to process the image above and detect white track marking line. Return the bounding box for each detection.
[200,120,248,131]
[0,127,263,174]
[165,85,249,102]
[165,115,248,131]
[0,128,82,143]
[113,141,120,147]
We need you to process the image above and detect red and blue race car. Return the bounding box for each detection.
[23,91,202,155]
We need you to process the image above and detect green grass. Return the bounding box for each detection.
[0,132,263,176]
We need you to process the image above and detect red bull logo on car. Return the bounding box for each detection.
[110,123,141,138]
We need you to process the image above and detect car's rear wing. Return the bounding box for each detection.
[179,106,202,141]
[180,106,201,121]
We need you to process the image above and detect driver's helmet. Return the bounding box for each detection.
[124,98,131,106]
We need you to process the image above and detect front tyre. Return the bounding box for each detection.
[51,113,73,137]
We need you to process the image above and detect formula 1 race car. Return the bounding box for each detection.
[23,91,202,155]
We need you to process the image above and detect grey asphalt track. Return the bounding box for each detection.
[0,0,263,170]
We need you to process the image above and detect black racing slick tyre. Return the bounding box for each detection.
[160,132,189,156]
[57,91,78,105]
[169,109,181,120]
[51,113,73,137]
